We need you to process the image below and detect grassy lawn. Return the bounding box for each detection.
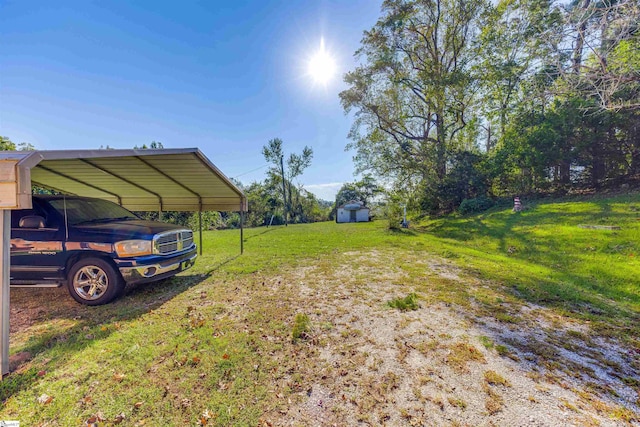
[1,192,639,425]
[424,193,640,327]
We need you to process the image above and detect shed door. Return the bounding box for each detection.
[350,210,356,222]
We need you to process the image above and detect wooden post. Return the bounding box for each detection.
[1,210,10,377]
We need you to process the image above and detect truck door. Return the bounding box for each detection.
[10,201,66,284]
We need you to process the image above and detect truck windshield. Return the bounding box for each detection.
[48,198,139,226]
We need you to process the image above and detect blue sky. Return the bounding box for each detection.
[0,1,382,201]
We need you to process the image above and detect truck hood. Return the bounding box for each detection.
[72,219,188,240]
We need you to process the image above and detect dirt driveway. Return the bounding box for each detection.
[258,250,639,426]
[10,287,80,334]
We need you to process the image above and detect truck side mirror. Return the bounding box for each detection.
[19,215,46,229]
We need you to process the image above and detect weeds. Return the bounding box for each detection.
[291,313,311,343]
[479,336,494,349]
[495,345,510,357]
[484,370,511,387]
[447,396,467,409]
[485,394,504,415]
[388,293,420,311]
[447,342,486,373]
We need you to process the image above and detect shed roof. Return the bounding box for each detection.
[339,200,368,210]
[6,148,246,212]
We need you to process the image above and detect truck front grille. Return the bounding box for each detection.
[154,230,194,255]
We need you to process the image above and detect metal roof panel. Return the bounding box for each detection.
[3,149,246,211]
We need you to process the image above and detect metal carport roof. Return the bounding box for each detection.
[12,148,247,212]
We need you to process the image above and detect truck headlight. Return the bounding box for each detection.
[115,240,152,257]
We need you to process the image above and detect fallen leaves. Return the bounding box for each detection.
[187,307,206,329]
[199,409,214,425]
[85,413,105,426]
[37,393,53,405]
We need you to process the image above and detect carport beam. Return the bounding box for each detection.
[37,165,123,205]
[79,159,164,211]
[1,210,10,376]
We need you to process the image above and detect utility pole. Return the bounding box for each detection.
[280,155,288,226]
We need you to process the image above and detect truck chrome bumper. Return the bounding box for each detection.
[119,252,197,284]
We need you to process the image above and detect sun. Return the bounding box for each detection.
[308,38,336,85]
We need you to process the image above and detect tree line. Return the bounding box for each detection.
[340,0,639,214]
[7,0,638,226]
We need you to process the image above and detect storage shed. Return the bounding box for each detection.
[336,201,370,223]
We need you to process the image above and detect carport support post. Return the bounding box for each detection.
[198,210,203,256]
[1,210,10,377]
[240,210,244,255]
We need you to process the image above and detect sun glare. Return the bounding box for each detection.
[308,38,336,85]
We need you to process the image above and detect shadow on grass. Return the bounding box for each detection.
[430,229,640,322]
[423,203,640,306]
[1,255,240,404]
[204,255,240,275]
[429,204,633,241]
[243,227,275,241]
[387,227,419,237]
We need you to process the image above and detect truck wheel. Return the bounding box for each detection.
[67,257,124,305]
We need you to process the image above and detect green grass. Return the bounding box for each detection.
[291,313,311,342]
[421,193,640,319]
[1,192,639,425]
[387,293,420,311]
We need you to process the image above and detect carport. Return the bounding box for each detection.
[0,148,247,376]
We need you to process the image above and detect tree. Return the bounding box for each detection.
[335,183,363,208]
[564,0,640,111]
[476,0,562,144]
[335,175,383,208]
[244,179,286,227]
[341,0,486,209]
[242,179,329,227]
[134,141,164,149]
[0,136,35,151]
[436,150,490,210]
[0,136,16,151]
[261,138,313,224]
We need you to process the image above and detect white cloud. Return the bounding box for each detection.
[305,182,343,201]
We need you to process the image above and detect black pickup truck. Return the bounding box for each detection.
[10,195,197,305]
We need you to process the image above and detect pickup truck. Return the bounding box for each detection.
[10,195,197,305]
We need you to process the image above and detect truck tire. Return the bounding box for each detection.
[67,257,124,305]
